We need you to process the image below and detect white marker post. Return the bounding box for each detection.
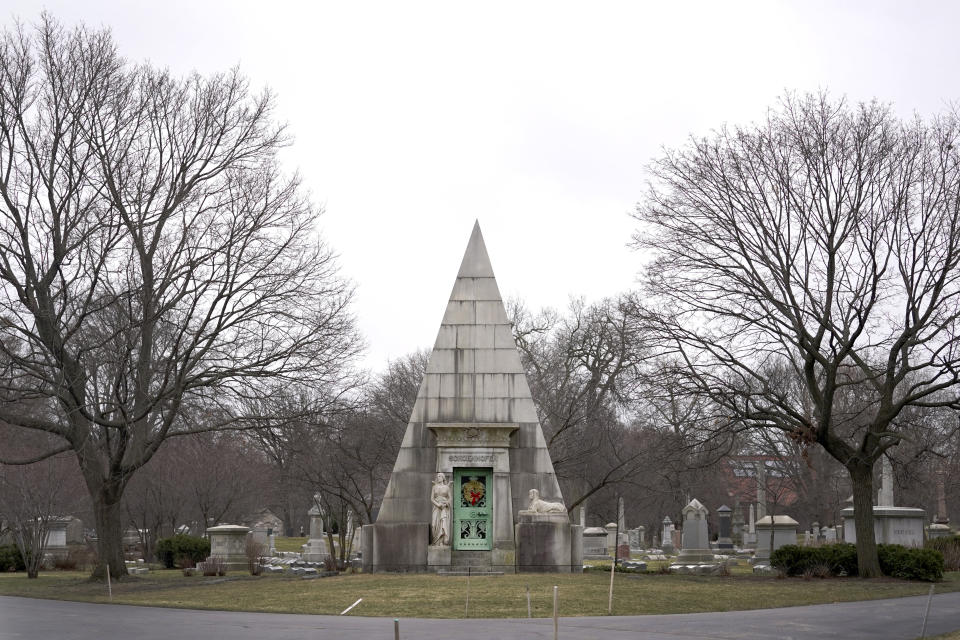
[526,584,531,618]
[608,557,615,614]
[553,585,558,640]
[340,598,363,615]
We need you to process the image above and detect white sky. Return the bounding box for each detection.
[5,1,959,371]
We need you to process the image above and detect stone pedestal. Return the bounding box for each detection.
[362,522,429,572]
[515,512,575,573]
[206,524,250,572]
[427,545,452,569]
[570,524,584,569]
[754,515,798,561]
[840,506,925,547]
[928,523,951,540]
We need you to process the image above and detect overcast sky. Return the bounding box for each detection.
[5,1,959,371]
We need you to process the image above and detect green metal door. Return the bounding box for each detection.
[453,468,492,551]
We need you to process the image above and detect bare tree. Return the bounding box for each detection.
[0,17,360,579]
[0,428,84,578]
[634,93,960,576]
[511,295,654,512]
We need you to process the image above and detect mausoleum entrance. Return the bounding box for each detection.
[454,468,492,551]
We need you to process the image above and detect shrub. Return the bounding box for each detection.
[156,534,210,569]
[925,535,960,572]
[770,543,858,577]
[0,544,26,572]
[878,544,943,582]
[772,542,944,581]
[201,555,226,576]
[322,555,338,572]
[245,537,266,576]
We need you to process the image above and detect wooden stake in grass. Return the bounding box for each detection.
[553,585,558,640]
[526,584,531,618]
[608,558,615,614]
[465,566,471,616]
[106,564,112,602]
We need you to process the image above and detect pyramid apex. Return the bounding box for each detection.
[457,221,495,278]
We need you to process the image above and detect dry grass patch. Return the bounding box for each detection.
[0,570,956,618]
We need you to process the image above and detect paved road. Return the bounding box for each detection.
[1,592,958,639]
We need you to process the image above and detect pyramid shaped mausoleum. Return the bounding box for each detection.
[362,222,582,573]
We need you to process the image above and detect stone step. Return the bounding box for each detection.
[437,570,504,576]
[451,550,492,567]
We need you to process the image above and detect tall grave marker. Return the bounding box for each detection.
[362,223,581,573]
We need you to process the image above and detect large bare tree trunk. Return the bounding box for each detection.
[89,481,128,581]
[848,462,880,578]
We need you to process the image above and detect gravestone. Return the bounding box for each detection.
[675,499,714,563]
[628,526,645,551]
[731,502,744,547]
[716,504,733,550]
[362,223,580,573]
[301,499,329,562]
[205,524,250,572]
[661,516,675,554]
[754,515,798,561]
[840,457,925,547]
[582,526,609,557]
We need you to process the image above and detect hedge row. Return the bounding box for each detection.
[155,534,210,569]
[771,543,944,581]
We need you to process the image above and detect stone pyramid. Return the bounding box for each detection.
[368,222,567,571]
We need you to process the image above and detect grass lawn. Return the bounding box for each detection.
[0,569,957,618]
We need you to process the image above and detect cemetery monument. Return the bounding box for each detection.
[361,223,582,573]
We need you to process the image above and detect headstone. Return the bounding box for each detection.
[671,527,682,551]
[301,499,329,562]
[840,506,925,547]
[731,502,744,546]
[840,458,926,547]
[582,526,609,557]
[628,526,645,551]
[716,505,733,549]
[363,223,578,573]
[675,499,714,563]
[661,516,675,554]
[823,526,836,543]
[205,524,250,572]
[605,522,618,553]
[754,515,798,561]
